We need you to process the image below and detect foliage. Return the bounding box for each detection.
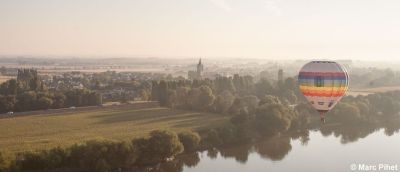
[0,151,11,172]
[178,131,201,152]
[133,130,184,165]
[187,86,215,111]
[331,103,361,123]
[255,103,297,136]
[0,69,102,113]
[203,129,223,147]
[14,147,68,171]
[213,90,235,114]
[69,140,138,172]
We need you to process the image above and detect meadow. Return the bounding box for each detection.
[0,104,228,153]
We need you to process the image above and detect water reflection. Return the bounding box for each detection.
[135,119,400,172]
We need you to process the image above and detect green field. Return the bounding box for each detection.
[0,105,228,153]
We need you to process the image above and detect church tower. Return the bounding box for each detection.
[196,58,204,78]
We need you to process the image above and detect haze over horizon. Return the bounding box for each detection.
[1,0,400,60]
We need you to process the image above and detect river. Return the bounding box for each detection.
[144,125,400,172]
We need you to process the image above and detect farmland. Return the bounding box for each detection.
[0,103,228,153]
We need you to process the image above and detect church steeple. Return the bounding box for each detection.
[196,58,204,78]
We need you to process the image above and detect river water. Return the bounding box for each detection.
[178,129,400,172]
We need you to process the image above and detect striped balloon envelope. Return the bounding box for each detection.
[298,61,349,122]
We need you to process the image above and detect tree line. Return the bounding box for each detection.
[0,69,101,113]
[151,75,400,143]
[151,75,304,136]
[6,87,395,172]
[2,72,400,171]
[0,130,202,172]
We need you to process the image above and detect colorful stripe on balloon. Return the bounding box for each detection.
[298,72,348,98]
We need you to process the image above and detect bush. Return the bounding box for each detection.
[178,131,201,152]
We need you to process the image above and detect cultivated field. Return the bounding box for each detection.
[0,104,228,153]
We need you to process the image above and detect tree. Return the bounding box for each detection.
[36,97,53,110]
[158,80,169,106]
[282,77,297,92]
[52,93,66,108]
[0,95,15,113]
[255,104,297,136]
[69,140,138,172]
[64,89,83,106]
[64,89,101,107]
[151,81,159,101]
[204,129,223,147]
[213,90,235,113]
[228,97,243,115]
[178,131,201,152]
[197,86,215,110]
[214,76,236,94]
[254,79,274,97]
[379,95,400,116]
[15,91,37,111]
[0,79,19,96]
[259,95,281,106]
[187,86,215,111]
[231,110,249,127]
[8,79,18,95]
[282,90,297,104]
[175,87,189,109]
[166,90,177,108]
[241,95,259,115]
[133,130,183,165]
[0,151,10,172]
[331,103,361,123]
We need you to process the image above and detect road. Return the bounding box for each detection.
[0,101,159,119]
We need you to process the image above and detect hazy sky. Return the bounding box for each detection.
[1,0,400,60]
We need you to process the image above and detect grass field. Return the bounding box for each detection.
[0,105,228,153]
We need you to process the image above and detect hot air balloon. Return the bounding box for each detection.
[298,61,349,123]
